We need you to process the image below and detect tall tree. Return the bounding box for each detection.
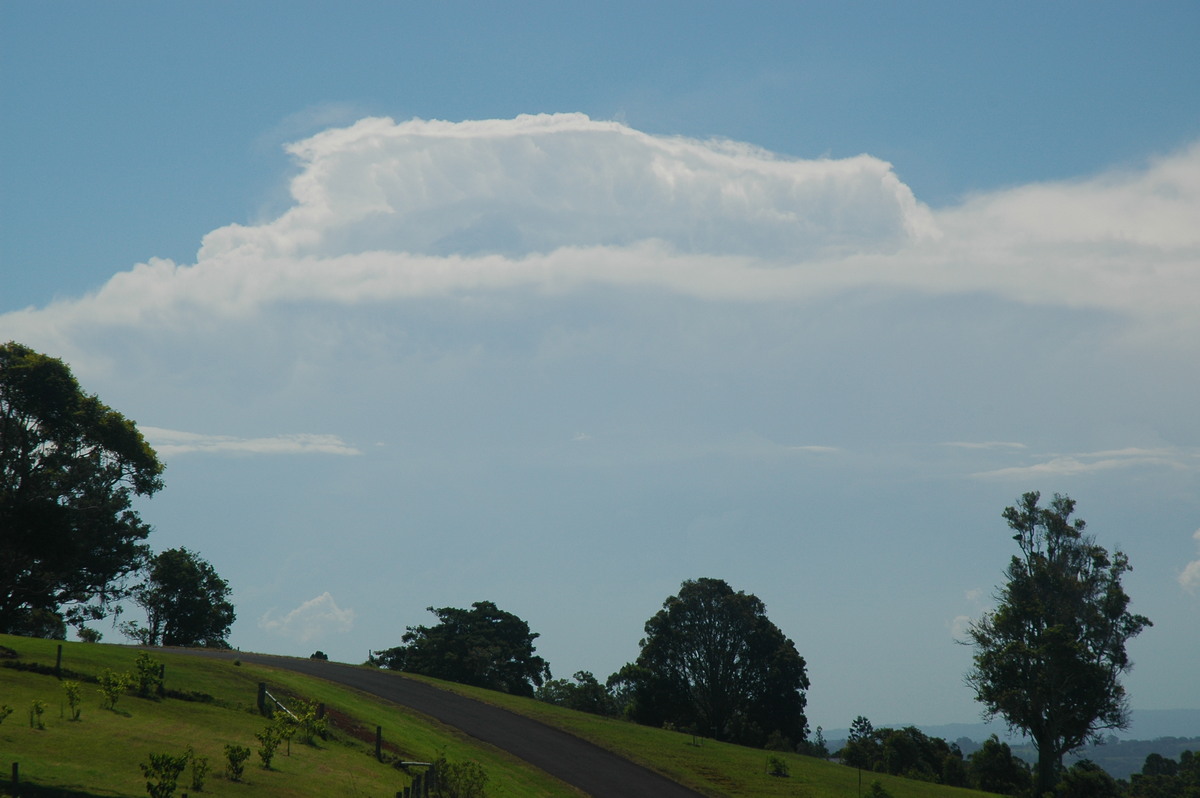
[624,577,809,747]
[126,548,235,647]
[0,342,163,635]
[373,601,550,697]
[966,492,1151,796]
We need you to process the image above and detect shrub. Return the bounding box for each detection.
[0,704,13,725]
[867,780,893,798]
[134,651,164,697]
[434,754,489,798]
[63,680,83,720]
[293,699,327,744]
[224,744,251,781]
[140,752,189,798]
[28,698,46,729]
[186,747,210,792]
[97,668,133,710]
[766,755,790,777]
[255,725,281,769]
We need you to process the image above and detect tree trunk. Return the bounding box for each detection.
[1034,742,1060,796]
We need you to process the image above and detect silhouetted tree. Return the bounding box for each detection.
[1,342,163,635]
[373,601,549,697]
[621,577,809,747]
[126,548,235,647]
[965,492,1151,796]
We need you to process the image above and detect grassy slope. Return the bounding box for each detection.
[0,635,999,798]
[0,635,580,798]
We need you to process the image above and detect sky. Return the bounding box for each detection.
[2,2,1199,735]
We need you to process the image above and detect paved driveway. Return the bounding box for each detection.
[177,651,708,798]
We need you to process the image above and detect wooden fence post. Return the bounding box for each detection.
[375,726,383,762]
[55,644,63,678]
[257,682,267,715]
[11,761,18,784]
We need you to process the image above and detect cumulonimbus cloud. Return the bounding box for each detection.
[259,592,355,643]
[1181,529,1200,594]
[2,114,1198,358]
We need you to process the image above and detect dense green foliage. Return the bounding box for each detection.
[839,717,969,787]
[1127,749,1200,797]
[126,547,236,647]
[0,341,164,636]
[620,577,809,748]
[373,600,550,697]
[536,670,619,716]
[966,492,1151,796]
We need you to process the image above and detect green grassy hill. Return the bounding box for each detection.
[0,635,998,798]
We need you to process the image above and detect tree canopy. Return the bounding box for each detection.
[373,601,550,697]
[622,577,809,747]
[965,492,1151,796]
[125,547,235,648]
[1,342,164,636]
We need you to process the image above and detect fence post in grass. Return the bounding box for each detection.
[376,726,383,761]
[11,761,17,784]
[55,643,62,678]
[158,663,166,697]
[257,682,267,715]
[411,773,422,797]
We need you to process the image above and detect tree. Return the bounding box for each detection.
[623,577,809,747]
[123,548,235,647]
[966,735,1031,795]
[373,601,550,697]
[536,670,618,716]
[0,342,163,635]
[965,492,1151,796]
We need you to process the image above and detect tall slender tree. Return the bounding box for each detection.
[966,492,1150,796]
[1,342,163,635]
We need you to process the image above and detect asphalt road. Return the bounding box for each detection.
[176,650,708,798]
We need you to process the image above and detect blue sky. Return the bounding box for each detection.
[3,3,1199,734]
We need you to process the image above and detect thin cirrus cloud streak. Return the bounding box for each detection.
[141,427,362,458]
[2,113,1199,359]
[970,448,1196,480]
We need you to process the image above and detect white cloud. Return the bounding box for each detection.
[941,441,1027,451]
[259,592,355,643]
[142,427,361,458]
[5,115,1198,363]
[1181,529,1200,594]
[971,448,1194,480]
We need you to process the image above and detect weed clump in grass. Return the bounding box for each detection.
[224,744,251,781]
[140,751,189,798]
[0,704,13,725]
[766,755,790,777]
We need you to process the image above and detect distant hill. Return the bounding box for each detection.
[825,709,1200,781]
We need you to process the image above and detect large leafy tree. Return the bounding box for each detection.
[0,342,164,636]
[623,577,809,747]
[966,492,1151,796]
[373,601,550,697]
[125,548,235,648]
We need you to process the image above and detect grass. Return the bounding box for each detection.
[0,634,580,798]
[0,634,1001,798]
[391,675,1003,798]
